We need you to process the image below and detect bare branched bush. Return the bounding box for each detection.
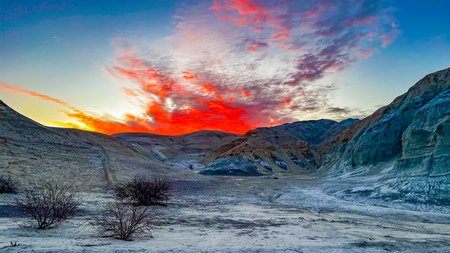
[115,176,171,206]
[16,182,81,229]
[0,175,17,194]
[91,200,157,240]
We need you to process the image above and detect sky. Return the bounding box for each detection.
[0,0,449,135]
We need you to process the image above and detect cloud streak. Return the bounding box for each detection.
[0,81,75,109]
[0,81,154,134]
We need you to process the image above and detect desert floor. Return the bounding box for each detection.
[1,175,450,252]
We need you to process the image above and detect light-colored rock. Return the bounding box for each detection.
[200,157,264,176]
[113,130,240,170]
[322,67,450,170]
[320,67,450,205]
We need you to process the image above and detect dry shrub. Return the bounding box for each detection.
[16,182,81,229]
[0,175,17,194]
[115,175,171,206]
[91,200,157,240]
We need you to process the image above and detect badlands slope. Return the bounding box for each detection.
[113,131,240,170]
[0,101,201,191]
[201,119,358,175]
[320,67,450,206]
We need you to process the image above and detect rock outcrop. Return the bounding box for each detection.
[200,157,263,176]
[202,119,358,174]
[321,67,450,205]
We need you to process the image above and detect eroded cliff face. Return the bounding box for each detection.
[322,67,450,174]
[396,89,450,177]
[382,89,450,205]
[321,67,450,205]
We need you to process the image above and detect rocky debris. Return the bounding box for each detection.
[200,157,264,176]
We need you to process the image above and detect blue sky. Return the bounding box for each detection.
[0,0,449,134]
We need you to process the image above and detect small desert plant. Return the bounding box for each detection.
[0,175,17,194]
[91,200,157,240]
[16,181,81,229]
[115,175,171,206]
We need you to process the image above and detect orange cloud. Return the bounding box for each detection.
[119,88,138,97]
[0,77,296,136]
[1,54,275,136]
[1,81,153,135]
[61,110,153,134]
[104,54,260,135]
[202,84,218,92]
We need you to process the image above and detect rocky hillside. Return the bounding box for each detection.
[113,131,240,170]
[320,67,450,205]
[0,101,200,191]
[201,119,358,175]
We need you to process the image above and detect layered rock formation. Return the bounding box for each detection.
[113,131,240,170]
[321,67,450,205]
[201,119,358,175]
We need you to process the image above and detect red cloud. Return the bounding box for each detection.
[0,79,263,135]
[103,52,273,135]
[247,41,268,51]
[210,0,290,40]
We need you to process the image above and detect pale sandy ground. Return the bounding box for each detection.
[1,175,449,252]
